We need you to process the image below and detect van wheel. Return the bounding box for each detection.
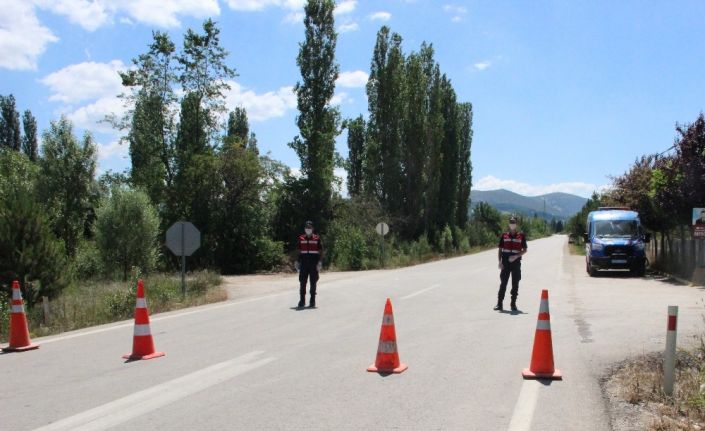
[588,261,597,277]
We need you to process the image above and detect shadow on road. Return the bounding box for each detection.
[289,306,317,311]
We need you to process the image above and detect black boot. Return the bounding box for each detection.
[510,298,517,312]
[493,302,503,311]
[309,296,316,308]
[297,295,305,308]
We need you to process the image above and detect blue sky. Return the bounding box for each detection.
[1,0,704,198]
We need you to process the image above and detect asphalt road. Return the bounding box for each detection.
[2,235,704,430]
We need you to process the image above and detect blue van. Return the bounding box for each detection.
[583,207,650,276]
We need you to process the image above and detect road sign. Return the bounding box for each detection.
[375,222,389,236]
[166,221,201,256]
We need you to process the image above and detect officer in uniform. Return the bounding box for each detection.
[494,216,528,312]
[296,220,323,308]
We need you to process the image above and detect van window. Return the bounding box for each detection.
[594,220,638,238]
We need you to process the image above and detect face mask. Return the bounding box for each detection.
[509,224,517,230]
[305,229,313,236]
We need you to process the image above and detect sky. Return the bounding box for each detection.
[1,0,704,199]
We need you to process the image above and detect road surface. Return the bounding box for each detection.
[2,235,704,430]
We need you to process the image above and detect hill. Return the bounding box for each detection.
[470,189,587,220]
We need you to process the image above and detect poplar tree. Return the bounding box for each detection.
[290,0,340,230]
[455,102,473,228]
[345,115,366,197]
[21,110,38,162]
[0,95,21,151]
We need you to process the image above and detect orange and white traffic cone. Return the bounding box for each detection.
[122,279,164,361]
[522,289,562,380]
[367,298,408,374]
[2,280,39,352]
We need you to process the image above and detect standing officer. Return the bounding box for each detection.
[296,220,323,308]
[494,216,528,312]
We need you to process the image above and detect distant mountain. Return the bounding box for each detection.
[470,189,587,220]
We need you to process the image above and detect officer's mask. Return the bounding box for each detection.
[305,228,313,236]
[509,223,517,231]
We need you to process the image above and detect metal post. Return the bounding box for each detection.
[181,222,186,299]
[664,305,678,396]
[381,235,385,268]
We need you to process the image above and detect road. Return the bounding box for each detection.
[2,235,704,430]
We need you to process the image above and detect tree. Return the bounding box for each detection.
[366,27,405,215]
[289,0,340,232]
[128,92,168,205]
[436,75,460,232]
[177,18,236,149]
[0,150,66,305]
[344,115,365,197]
[21,110,38,162]
[227,107,249,144]
[0,95,21,151]
[455,102,473,228]
[95,187,160,280]
[37,117,97,257]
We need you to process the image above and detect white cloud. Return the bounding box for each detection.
[334,0,356,15]
[331,91,350,106]
[0,1,58,70]
[226,0,304,11]
[334,167,348,197]
[443,4,467,22]
[224,81,297,122]
[41,60,128,134]
[369,11,391,22]
[41,60,126,104]
[66,96,126,134]
[338,21,359,33]
[33,0,220,31]
[283,11,304,24]
[473,61,491,71]
[97,140,128,161]
[474,175,605,199]
[336,70,368,88]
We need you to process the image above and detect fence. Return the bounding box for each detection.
[647,230,705,285]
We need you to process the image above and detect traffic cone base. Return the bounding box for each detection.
[522,368,562,380]
[2,344,39,353]
[367,363,408,374]
[122,351,165,361]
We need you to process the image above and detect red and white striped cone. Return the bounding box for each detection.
[122,280,164,361]
[522,289,562,380]
[2,280,39,352]
[367,298,408,374]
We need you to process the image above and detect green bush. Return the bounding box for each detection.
[440,225,454,254]
[255,237,285,270]
[333,225,368,270]
[104,285,136,320]
[72,241,102,279]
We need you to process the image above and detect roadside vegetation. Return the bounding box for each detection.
[0,270,223,342]
[607,339,705,431]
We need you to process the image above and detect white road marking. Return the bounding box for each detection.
[507,381,540,431]
[401,284,440,300]
[33,351,275,431]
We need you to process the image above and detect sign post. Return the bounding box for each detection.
[375,222,389,268]
[166,221,201,299]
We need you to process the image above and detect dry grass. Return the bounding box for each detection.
[611,345,705,431]
[0,270,224,342]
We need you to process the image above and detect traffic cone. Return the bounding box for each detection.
[2,280,39,352]
[522,289,562,380]
[367,298,408,374]
[123,280,164,361]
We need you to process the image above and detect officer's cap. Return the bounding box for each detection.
[509,216,517,223]
[305,220,314,228]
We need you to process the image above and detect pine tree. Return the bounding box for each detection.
[455,102,473,228]
[345,115,366,197]
[227,107,249,144]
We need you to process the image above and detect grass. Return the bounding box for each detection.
[612,341,705,430]
[0,270,224,342]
